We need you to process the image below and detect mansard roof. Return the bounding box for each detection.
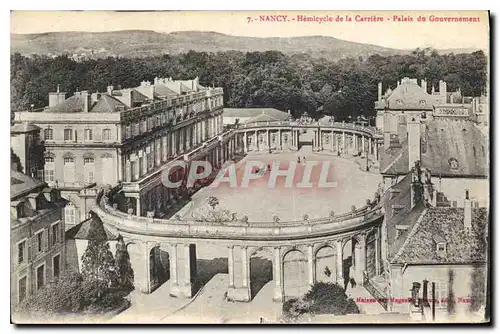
[380,119,488,177]
[391,207,488,264]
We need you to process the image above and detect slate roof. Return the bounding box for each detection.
[47,93,128,113]
[391,207,488,264]
[11,170,44,199]
[66,211,118,241]
[380,119,488,177]
[382,79,440,110]
[224,108,290,122]
[91,94,129,112]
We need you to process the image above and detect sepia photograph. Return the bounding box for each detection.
[9,10,490,324]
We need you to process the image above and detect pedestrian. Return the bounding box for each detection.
[297,157,301,163]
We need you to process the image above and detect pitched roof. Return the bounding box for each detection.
[10,170,44,199]
[224,108,290,121]
[380,119,488,177]
[391,207,488,264]
[383,78,441,110]
[66,211,118,241]
[90,94,128,113]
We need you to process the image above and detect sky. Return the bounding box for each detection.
[11,11,489,51]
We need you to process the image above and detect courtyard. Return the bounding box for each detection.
[181,145,382,222]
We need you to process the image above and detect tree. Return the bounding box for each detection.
[207,196,219,210]
[81,239,118,296]
[114,238,134,293]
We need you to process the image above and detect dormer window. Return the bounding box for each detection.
[448,158,459,170]
[437,242,446,252]
[419,100,426,105]
[396,99,403,105]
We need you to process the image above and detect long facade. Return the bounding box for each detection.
[13,78,225,225]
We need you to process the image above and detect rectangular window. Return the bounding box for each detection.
[64,129,73,141]
[44,168,55,182]
[18,276,27,303]
[18,241,25,264]
[36,264,45,291]
[45,156,54,163]
[435,282,448,309]
[52,223,59,246]
[44,128,53,140]
[102,129,111,141]
[37,231,43,252]
[84,129,93,141]
[53,255,60,278]
[84,157,94,164]
[86,170,94,183]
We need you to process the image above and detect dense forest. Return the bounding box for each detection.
[10,48,487,120]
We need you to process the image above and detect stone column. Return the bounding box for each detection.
[368,138,372,156]
[267,130,270,151]
[279,130,283,150]
[354,234,366,285]
[375,231,380,276]
[227,245,251,302]
[256,131,259,151]
[136,195,141,217]
[169,243,194,298]
[126,160,132,182]
[273,247,283,302]
[362,135,365,153]
[331,131,334,152]
[336,240,344,286]
[307,244,314,285]
[319,130,322,151]
[342,132,346,154]
[374,140,379,159]
[128,241,150,294]
[243,132,248,152]
[353,134,357,153]
[228,246,234,287]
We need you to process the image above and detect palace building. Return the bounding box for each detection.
[376,77,489,208]
[13,77,225,224]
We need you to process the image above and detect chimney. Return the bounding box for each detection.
[91,92,100,104]
[408,117,421,170]
[48,85,67,107]
[107,85,114,95]
[378,82,383,100]
[439,80,447,98]
[421,79,427,94]
[464,189,472,229]
[82,91,90,113]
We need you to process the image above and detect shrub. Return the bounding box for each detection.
[303,282,360,315]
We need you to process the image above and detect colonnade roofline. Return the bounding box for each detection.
[95,191,384,241]
[236,121,383,138]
